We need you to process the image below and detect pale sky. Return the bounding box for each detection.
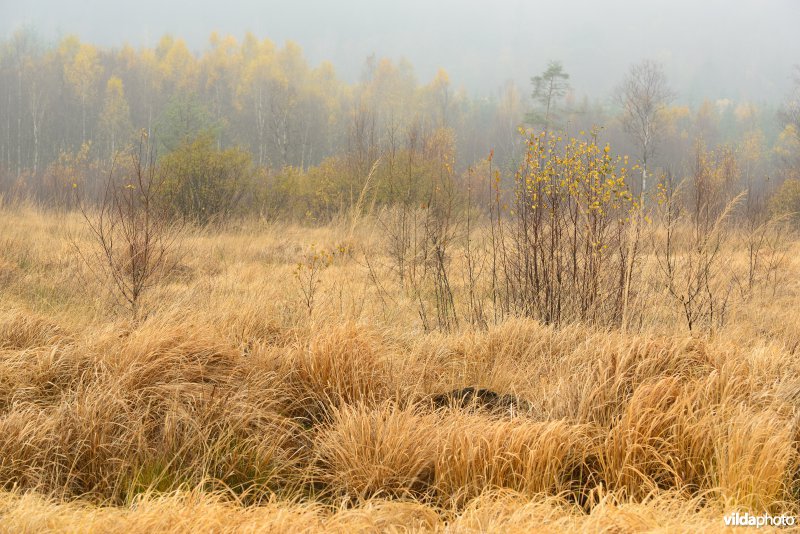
[2,0,798,104]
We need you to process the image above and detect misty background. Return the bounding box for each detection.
[1,0,799,222]
[2,0,798,103]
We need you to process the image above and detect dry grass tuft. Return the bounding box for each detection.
[0,207,799,531]
[0,309,67,350]
[313,402,438,500]
[286,324,394,421]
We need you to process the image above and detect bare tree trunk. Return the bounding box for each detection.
[31,104,39,175]
[641,155,647,204]
[256,85,266,166]
[16,65,22,176]
[82,93,87,145]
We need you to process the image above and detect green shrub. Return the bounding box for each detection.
[160,133,254,224]
[769,178,800,226]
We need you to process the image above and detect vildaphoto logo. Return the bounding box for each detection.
[723,512,795,528]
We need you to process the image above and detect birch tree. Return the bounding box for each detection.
[615,59,673,200]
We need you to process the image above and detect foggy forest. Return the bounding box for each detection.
[1,1,800,532]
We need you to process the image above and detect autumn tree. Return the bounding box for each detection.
[495,80,525,171]
[308,60,344,158]
[779,66,800,142]
[657,104,692,171]
[777,67,800,181]
[2,29,43,175]
[495,131,641,326]
[269,41,306,167]
[236,38,319,168]
[361,57,416,158]
[199,32,242,147]
[98,76,132,158]
[120,45,163,138]
[64,41,102,144]
[22,39,52,175]
[769,67,800,220]
[694,100,720,146]
[428,68,451,129]
[156,35,197,95]
[615,59,673,200]
[769,177,800,226]
[237,34,277,166]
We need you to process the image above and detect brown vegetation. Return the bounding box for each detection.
[1,191,799,530]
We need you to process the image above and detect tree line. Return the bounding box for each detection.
[0,29,798,223]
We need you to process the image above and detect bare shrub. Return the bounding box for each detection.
[75,133,182,318]
[655,176,736,332]
[652,143,787,332]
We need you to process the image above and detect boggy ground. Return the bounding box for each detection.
[1,205,799,532]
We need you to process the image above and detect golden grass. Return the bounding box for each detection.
[0,204,799,531]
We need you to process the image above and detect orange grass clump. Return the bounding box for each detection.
[0,206,799,532]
